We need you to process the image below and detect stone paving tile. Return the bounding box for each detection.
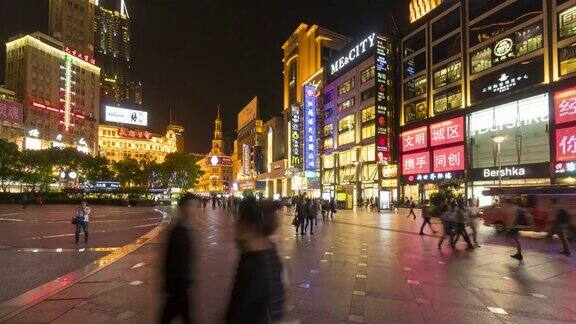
[51,306,115,324]
[364,296,425,323]
[0,306,19,319]
[298,286,352,319]
[481,290,576,321]
[4,299,81,324]
[47,282,112,300]
[432,305,503,324]
[420,285,485,307]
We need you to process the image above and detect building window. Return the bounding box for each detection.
[323,89,334,103]
[560,6,576,39]
[432,33,461,65]
[433,60,461,89]
[323,137,333,150]
[404,75,427,100]
[338,77,355,95]
[404,52,426,78]
[360,144,375,162]
[361,123,375,140]
[431,8,461,41]
[559,42,576,76]
[338,115,355,145]
[288,62,297,104]
[361,88,375,102]
[338,149,356,166]
[361,106,375,123]
[404,100,427,123]
[323,123,333,137]
[361,66,375,83]
[403,29,425,58]
[433,86,462,114]
[338,97,355,112]
[323,156,334,168]
[470,47,492,74]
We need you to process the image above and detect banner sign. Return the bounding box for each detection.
[430,117,464,147]
[554,86,576,125]
[402,151,430,175]
[433,145,465,172]
[401,126,428,152]
[556,126,576,162]
[304,85,318,177]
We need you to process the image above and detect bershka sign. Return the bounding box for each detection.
[468,163,549,180]
[330,33,376,76]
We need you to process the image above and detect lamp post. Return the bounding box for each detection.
[491,135,507,188]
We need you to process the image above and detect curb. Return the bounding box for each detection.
[0,209,170,323]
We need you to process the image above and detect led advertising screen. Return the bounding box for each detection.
[375,35,392,164]
[556,126,576,162]
[554,86,576,125]
[401,126,428,152]
[105,106,148,126]
[402,151,430,175]
[430,117,464,147]
[433,145,465,173]
[303,85,318,177]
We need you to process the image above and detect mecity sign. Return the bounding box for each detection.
[330,33,376,76]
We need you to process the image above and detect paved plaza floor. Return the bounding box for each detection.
[1,205,576,323]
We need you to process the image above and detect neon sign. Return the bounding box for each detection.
[402,151,430,175]
[118,127,152,140]
[64,47,96,65]
[554,86,576,125]
[556,126,576,162]
[304,85,318,177]
[330,33,376,76]
[290,105,301,168]
[375,36,391,164]
[430,117,464,147]
[433,145,465,173]
[401,126,428,152]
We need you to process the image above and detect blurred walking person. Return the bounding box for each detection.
[451,199,474,250]
[506,199,532,260]
[546,198,571,256]
[467,198,481,247]
[295,196,307,235]
[160,193,196,324]
[329,198,337,219]
[407,198,416,220]
[438,203,454,249]
[419,199,436,235]
[306,198,317,235]
[73,201,90,244]
[226,198,285,324]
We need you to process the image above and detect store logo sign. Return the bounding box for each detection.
[330,33,376,75]
[482,73,528,95]
[483,166,526,178]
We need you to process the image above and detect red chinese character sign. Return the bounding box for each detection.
[430,117,464,147]
[556,126,576,162]
[433,145,465,172]
[401,126,428,152]
[118,127,152,140]
[402,151,430,175]
[64,47,96,65]
[554,86,576,125]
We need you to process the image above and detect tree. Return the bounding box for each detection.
[111,157,143,187]
[429,179,464,216]
[81,155,113,183]
[20,149,55,191]
[0,139,22,192]
[159,152,203,190]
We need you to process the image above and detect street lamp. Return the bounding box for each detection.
[491,135,507,188]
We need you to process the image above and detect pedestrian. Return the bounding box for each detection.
[546,198,571,256]
[419,199,437,235]
[306,198,317,235]
[73,201,90,244]
[329,198,337,219]
[226,198,285,324]
[321,199,328,221]
[407,198,416,220]
[467,198,481,247]
[160,193,196,324]
[212,196,216,210]
[438,203,454,249]
[451,199,474,250]
[295,196,307,235]
[21,193,28,209]
[506,199,532,260]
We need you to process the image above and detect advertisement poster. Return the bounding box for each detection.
[105,106,148,126]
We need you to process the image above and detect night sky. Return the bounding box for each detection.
[0,0,408,153]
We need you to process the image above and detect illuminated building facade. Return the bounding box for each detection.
[409,0,444,23]
[5,33,100,153]
[94,0,142,108]
[322,33,394,209]
[256,116,286,198]
[397,0,576,205]
[195,108,233,193]
[49,0,96,56]
[0,87,24,145]
[98,124,180,163]
[233,97,265,192]
[282,24,350,195]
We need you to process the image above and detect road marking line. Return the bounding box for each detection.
[131,262,146,269]
[487,307,508,315]
[128,280,144,286]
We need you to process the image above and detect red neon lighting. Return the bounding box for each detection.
[556,126,576,162]
[433,145,465,172]
[401,126,428,152]
[402,151,430,175]
[430,117,464,147]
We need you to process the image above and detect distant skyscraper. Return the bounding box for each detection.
[49,0,95,55]
[94,0,142,108]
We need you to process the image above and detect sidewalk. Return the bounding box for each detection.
[2,207,576,323]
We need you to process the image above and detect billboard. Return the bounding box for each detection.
[304,84,318,177]
[290,105,301,169]
[402,151,430,175]
[105,106,148,126]
[433,145,465,173]
[401,126,427,152]
[0,99,23,124]
[430,117,464,147]
[238,97,258,131]
[242,143,251,176]
[375,36,392,164]
[556,126,576,162]
[554,86,576,125]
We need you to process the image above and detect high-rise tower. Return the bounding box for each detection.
[94,0,142,107]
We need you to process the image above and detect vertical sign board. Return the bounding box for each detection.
[290,105,302,169]
[304,85,318,177]
[242,143,250,176]
[375,36,391,164]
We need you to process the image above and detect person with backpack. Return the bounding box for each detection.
[546,198,571,257]
[507,199,532,260]
[419,199,437,235]
[73,201,91,244]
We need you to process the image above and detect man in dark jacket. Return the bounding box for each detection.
[296,196,308,235]
[160,193,196,324]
